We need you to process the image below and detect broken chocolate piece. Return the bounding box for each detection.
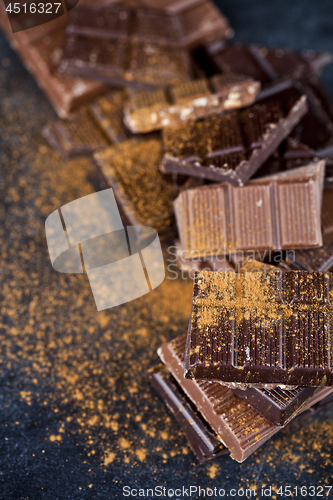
[160,94,308,185]
[124,73,260,133]
[89,91,128,144]
[185,269,333,387]
[174,162,325,258]
[284,244,333,273]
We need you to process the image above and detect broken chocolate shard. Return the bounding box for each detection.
[147,365,228,461]
[158,334,333,462]
[124,73,261,134]
[185,269,333,388]
[160,94,308,185]
[174,162,325,259]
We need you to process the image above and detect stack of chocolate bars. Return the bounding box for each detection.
[2,0,333,463]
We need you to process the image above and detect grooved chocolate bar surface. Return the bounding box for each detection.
[59,34,192,88]
[185,270,333,387]
[124,73,260,133]
[158,334,333,462]
[206,43,333,84]
[161,95,307,185]
[174,162,325,258]
[93,139,178,237]
[147,365,228,461]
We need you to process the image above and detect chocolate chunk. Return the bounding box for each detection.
[185,269,333,388]
[89,91,128,144]
[174,162,325,258]
[257,78,333,150]
[147,365,228,461]
[175,240,234,277]
[0,5,106,118]
[206,43,333,84]
[43,107,109,159]
[158,334,333,462]
[59,34,192,89]
[284,244,333,273]
[66,1,232,49]
[160,94,308,185]
[93,139,178,237]
[322,188,333,244]
[124,74,261,133]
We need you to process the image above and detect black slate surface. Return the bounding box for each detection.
[1,1,333,499]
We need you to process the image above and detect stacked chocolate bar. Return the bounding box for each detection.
[3,0,333,463]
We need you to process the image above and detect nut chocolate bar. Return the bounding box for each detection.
[158,334,333,462]
[65,2,231,50]
[147,365,228,461]
[185,270,333,388]
[206,43,333,84]
[59,34,192,89]
[160,95,308,185]
[93,139,178,237]
[124,74,261,133]
[174,162,325,258]
[0,4,106,118]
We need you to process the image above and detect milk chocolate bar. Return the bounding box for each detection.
[93,139,178,237]
[160,94,307,185]
[185,269,333,388]
[147,365,228,461]
[158,334,333,462]
[174,162,325,258]
[0,5,106,118]
[59,33,192,88]
[206,43,333,84]
[124,74,260,133]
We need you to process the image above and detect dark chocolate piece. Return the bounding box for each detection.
[0,5,106,118]
[147,365,228,461]
[93,139,178,237]
[322,188,333,244]
[174,162,325,258]
[66,1,232,49]
[59,34,192,89]
[160,94,308,185]
[89,91,128,144]
[284,244,333,273]
[185,270,333,387]
[43,107,109,159]
[158,334,333,462]
[124,74,261,133]
[175,240,234,278]
[206,43,333,84]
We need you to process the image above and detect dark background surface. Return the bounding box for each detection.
[1,1,333,499]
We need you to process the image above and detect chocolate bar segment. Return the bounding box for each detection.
[322,188,333,244]
[59,34,192,89]
[174,162,325,258]
[89,91,128,144]
[206,43,333,84]
[124,74,260,133]
[284,244,333,273]
[93,139,178,238]
[161,95,307,185]
[158,334,333,462]
[185,270,333,387]
[147,365,228,461]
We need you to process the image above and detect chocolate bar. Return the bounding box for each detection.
[185,269,333,388]
[175,240,234,277]
[174,162,325,259]
[322,188,333,244]
[89,91,128,144]
[206,43,333,84]
[257,78,333,150]
[284,245,333,273]
[59,33,192,88]
[147,365,228,461]
[93,139,178,237]
[160,94,307,185]
[0,4,106,118]
[124,74,260,133]
[43,107,109,159]
[158,334,333,462]
[66,1,232,49]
